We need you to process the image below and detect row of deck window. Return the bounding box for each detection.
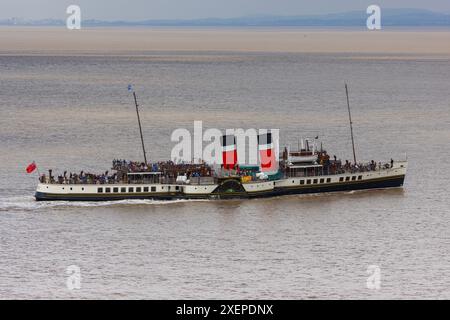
[295,175,363,185]
[296,177,332,185]
[95,175,365,193]
[339,175,363,182]
[97,186,181,193]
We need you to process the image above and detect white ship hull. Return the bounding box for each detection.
[35,162,407,201]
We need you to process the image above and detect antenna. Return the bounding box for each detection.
[345,84,357,164]
[129,85,148,164]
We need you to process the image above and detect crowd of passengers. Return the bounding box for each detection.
[112,159,212,175]
[316,152,393,174]
[39,156,395,184]
[113,159,213,178]
[39,169,119,185]
[40,160,214,184]
[325,159,393,175]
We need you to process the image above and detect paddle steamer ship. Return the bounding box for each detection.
[34,85,407,201]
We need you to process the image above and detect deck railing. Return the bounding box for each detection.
[40,162,397,185]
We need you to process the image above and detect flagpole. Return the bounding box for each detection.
[130,87,148,165]
[35,161,41,177]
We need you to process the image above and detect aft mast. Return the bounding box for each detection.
[345,83,357,165]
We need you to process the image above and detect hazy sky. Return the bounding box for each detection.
[1,0,450,20]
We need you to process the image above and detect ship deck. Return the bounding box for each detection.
[35,161,407,201]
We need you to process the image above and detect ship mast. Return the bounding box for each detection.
[129,86,148,164]
[345,83,357,165]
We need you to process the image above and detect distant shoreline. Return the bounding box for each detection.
[1,25,450,31]
[2,8,449,28]
[1,27,450,56]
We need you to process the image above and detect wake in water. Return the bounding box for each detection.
[0,195,210,212]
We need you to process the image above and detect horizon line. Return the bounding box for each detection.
[1,8,450,25]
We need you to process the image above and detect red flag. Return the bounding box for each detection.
[26,162,37,174]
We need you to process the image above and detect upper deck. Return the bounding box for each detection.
[38,157,406,186]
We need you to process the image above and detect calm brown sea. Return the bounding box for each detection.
[0,48,449,299]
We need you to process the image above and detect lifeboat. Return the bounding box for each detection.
[287,139,318,163]
[288,151,317,163]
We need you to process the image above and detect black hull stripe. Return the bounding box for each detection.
[279,174,404,189]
